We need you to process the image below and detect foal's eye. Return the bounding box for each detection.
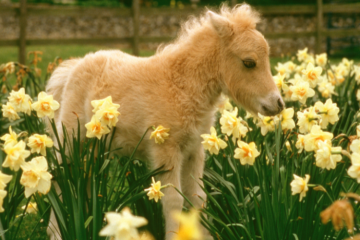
[243,60,256,68]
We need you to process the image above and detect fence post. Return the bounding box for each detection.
[19,0,27,64]
[132,0,140,56]
[316,0,323,54]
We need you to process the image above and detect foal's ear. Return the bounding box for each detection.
[207,11,233,37]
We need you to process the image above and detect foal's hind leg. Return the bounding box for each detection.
[181,147,211,238]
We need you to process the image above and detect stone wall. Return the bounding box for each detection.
[1,5,359,56]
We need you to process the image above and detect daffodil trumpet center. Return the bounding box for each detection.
[308,117,319,122]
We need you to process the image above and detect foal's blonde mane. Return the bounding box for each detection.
[156,3,261,55]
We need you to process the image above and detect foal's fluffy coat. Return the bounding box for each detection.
[46,4,283,239]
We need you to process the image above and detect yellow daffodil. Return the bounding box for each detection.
[99,208,148,240]
[289,80,315,104]
[3,140,30,171]
[217,94,233,113]
[85,116,110,139]
[297,48,309,62]
[21,202,37,214]
[234,141,260,166]
[297,107,320,134]
[350,139,360,154]
[0,190,7,212]
[273,74,288,91]
[27,134,54,156]
[8,88,32,115]
[31,92,60,118]
[150,125,170,144]
[2,102,20,121]
[348,152,360,183]
[173,209,202,240]
[335,63,349,79]
[315,53,327,67]
[275,63,289,78]
[301,62,322,88]
[200,127,227,155]
[317,77,335,98]
[290,174,310,202]
[0,126,18,146]
[91,96,119,113]
[357,125,360,138]
[144,177,164,203]
[353,65,360,85]
[315,141,342,170]
[285,61,296,74]
[314,99,339,129]
[220,107,248,141]
[94,100,120,127]
[342,58,353,69]
[0,171,12,190]
[303,125,333,152]
[278,108,295,131]
[295,134,305,153]
[20,156,53,198]
[257,113,277,136]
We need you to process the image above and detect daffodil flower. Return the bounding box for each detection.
[144,177,165,202]
[0,190,8,212]
[99,208,148,240]
[289,80,315,104]
[2,140,30,171]
[20,156,53,198]
[278,108,295,131]
[348,152,360,183]
[234,140,260,166]
[314,99,339,129]
[220,107,248,142]
[85,116,110,139]
[303,125,333,152]
[31,92,60,118]
[27,134,54,156]
[0,126,18,146]
[200,127,227,155]
[0,171,12,190]
[315,141,342,170]
[2,102,20,121]
[8,88,32,115]
[315,53,327,67]
[290,174,310,201]
[94,100,120,127]
[150,125,170,144]
[173,209,202,240]
[297,107,320,134]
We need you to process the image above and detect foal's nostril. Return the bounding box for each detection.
[277,98,285,111]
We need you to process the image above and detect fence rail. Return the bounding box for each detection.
[1,0,360,63]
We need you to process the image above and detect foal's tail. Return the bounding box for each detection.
[45,58,80,135]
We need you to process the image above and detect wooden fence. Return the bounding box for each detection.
[1,0,360,63]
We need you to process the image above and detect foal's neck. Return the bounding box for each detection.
[162,26,223,108]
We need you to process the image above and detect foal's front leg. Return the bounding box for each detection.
[151,145,184,240]
[181,147,211,238]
